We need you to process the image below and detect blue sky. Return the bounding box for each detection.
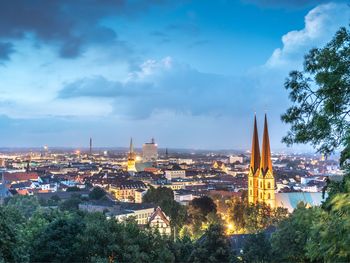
[0,0,349,150]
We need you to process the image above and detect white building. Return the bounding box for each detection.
[148,206,171,235]
[229,155,244,164]
[142,138,158,162]
[165,168,186,181]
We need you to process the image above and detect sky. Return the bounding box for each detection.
[0,0,349,151]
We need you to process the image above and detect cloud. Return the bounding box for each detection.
[0,42,14,61]
[0,0,181,59]
[58,56,259,119]
[266,3,350,68]
[59,77,123,98]
[243,0,345,8]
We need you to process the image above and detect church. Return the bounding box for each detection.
[248,114,275,208]
[247,114,327,211]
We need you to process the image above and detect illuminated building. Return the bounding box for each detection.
[148,206,171,235]
[110,180,146,202]
[127,137,137,172]
[248,114,275,208]
[248,115,260,204]
[142,138,158,162]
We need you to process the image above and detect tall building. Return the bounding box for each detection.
[248,115,260,204]
[142,138,158,162]
[248,114,275,208]
[127,138,137,172]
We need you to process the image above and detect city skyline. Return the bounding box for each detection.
[0,1,348,149]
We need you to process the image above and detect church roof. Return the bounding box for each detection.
[260,114,272,176]
[250,115,261,175]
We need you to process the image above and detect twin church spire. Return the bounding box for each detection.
[248,114,275,208]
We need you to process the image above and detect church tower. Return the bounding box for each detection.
[248,115,260,204]
[257,114,275,208]
[127,137,137,172]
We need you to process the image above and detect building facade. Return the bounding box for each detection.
[142,138,158,162]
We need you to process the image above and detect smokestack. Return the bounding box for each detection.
[89,137,92,155]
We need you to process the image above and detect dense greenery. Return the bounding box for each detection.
[143,186,187,236]
[0,195,235,263]
[227,196,288,234]
[281,25,350,160]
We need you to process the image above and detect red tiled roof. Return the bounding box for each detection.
[4,172,39,182]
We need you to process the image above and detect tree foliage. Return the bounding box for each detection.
[89,187,106,200]
[281,26,350,160]
[274,24,350,263]
[189,224,233,263]
[143,186,187,232]
[227,197,288,234]
[241,232,271,263]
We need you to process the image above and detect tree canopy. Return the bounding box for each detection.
[281,26,350,162]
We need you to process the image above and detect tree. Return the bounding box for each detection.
[169,235,194,263]
[307,182,350,262]
[241,232,271,263]
[270,203,316,262]
[5,195,41,218]
[143,186,187,235]
[189,224,232,263]
[189,196,217,217]
[59,197,82,211]
[0,207,26,262]
[227,198,288,234]
[143,186,174,204]
[89,187,106,200]
[29,213,84,262]
[278,25,350,262]
[281,26,350,160]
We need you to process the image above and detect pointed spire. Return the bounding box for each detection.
[260,114,272,175]
[129,137,134,153]
[250,114,261,174]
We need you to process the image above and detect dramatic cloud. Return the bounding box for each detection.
[58,57,258,119]
[266,3,350,68]
[0,0,181,59]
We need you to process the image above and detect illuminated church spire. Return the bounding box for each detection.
[127,137,137,172]
[248,115,260,204]
[250,115,260,174]
[260,114,272,175]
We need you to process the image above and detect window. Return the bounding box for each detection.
[268,193,271,199]
[260,181,262,188]
[250,189,252,195]
[267,182,271,189]
[260,193,262,199]
[250,180,252,186]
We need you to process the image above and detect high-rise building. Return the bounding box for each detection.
[248,114,275,208]
[142,138,158,162]
[127,137,137,172]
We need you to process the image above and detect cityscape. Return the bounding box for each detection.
[0,1,349,263]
